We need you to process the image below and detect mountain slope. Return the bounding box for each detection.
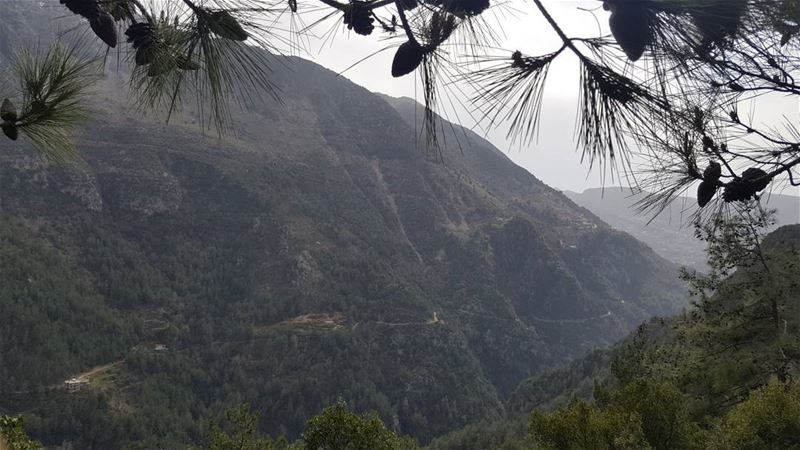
[1,3,685,447]
[428,224,800,450]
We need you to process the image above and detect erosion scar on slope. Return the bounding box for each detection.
[372,159,424,264]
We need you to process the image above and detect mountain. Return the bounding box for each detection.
[428,224,800,450]
[564,187,799,270]
[1,3,686,447]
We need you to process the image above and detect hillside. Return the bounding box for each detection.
[0,3,686,447]
[564,187,799,270]
[429,225,800,450]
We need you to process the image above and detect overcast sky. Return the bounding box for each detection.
[280,0,800,197]
[294,0,603,192]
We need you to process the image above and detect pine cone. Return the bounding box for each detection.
[608,2,650,62]
[741,168,770,192]
[207,11,249,41]
[1,99,17,122]
[90,11,118,47]
[126,22,155,48]
[722,168,770,203]
[343,3,374,36]
[391,40,424,77]
[428,11,457,47]
[126,23,157,65]
[702,161,721,182]
[722,179,749,202]
[433,0,489,17]
[2,123,18,141]
[697,180,717,207]
[692,0,746,51]
[135,47,156,66]
[61,0,99,19]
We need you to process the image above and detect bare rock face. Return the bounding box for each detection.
[0,144,48,172]
[56,167,104,212]
[0,130,185,216]
[292,250,323,293]
[0,145,104,212]
[93,161,183,216]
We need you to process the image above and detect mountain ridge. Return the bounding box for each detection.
[564,187,799,269]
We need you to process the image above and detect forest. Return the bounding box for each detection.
[4,223,798,448]
[2,0,800,448]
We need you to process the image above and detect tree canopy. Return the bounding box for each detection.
[302,401,418,450]
[203,402,417,450]
[0,416,42,450]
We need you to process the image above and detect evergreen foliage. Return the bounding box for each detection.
[0,416,41,450]
[1,3,799,449]
[206,405,292,450]
[302,401,418,450]
[431,223,800,450]
[705,382,800,450]
[200,402,417,450]
[0,47,688,447]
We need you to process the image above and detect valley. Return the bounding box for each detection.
[1,0,799,448]
[0,3,761,449]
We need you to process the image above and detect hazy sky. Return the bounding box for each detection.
[282,0,800,196]
[294,0,603,192]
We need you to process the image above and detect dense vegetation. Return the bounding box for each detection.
[0,220,132,391]
[0,5,687,447]
[4,3,798,449]
[1,402,417,450]
[429,224,800,450]
[5,192,794,450]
